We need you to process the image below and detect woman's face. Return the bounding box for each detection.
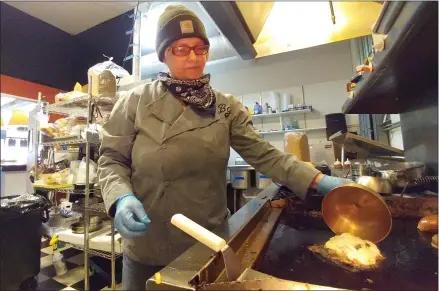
[163,37,209,80]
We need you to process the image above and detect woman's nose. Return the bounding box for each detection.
[187,49,197,61]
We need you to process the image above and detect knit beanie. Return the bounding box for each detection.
[155,5,210,62]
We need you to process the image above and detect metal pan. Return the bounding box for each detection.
[322,184,392,243]
[357,176,393,194]
[378,162,426,188]
[71,215,102,234]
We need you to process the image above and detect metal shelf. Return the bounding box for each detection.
[70,243,122,260]
[258,127,327,135]
[85,202,106,213]
[41,131,100,147]
[35,79,117,290]
[41,138,88,147]
[47,95,116,115]
[33,185,101,194]
[251,109,311,119]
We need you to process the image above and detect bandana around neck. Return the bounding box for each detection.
[158,72,216,113]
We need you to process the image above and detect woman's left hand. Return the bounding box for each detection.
[315,175,354,195]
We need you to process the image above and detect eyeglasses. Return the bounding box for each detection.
[170,45,209,57]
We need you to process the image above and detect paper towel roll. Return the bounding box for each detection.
[269,92,280,112]
[281,93,291,112]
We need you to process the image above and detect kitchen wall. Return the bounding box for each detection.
[207,40,358,165]
[0,2,133,90]
[0,2,74,91]
[72,11,134,85]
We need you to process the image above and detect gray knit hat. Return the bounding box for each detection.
[155,5,210,62]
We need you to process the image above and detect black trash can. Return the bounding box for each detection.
[0,194,50,291]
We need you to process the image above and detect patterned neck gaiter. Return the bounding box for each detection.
[158,72,216,114]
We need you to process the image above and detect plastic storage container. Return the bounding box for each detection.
[256,173,272,189]
[0,194,50,291]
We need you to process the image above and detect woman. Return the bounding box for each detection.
[98,5,351,290]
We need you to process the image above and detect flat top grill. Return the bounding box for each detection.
[257,213,438,291]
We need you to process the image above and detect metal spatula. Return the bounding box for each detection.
[171,214,242,281]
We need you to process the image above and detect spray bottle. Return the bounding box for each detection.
[49,236,67,276]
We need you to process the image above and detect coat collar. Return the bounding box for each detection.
[147,81,220,141]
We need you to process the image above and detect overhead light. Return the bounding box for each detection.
[8,109,28,126]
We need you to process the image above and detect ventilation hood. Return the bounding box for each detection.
[138,1,383,79]
[250,2,384,58]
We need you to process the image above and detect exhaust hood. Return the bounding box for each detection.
[137,1,383,79]
[246,1,384,58]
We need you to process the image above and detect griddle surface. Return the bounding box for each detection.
[257,214,438,291]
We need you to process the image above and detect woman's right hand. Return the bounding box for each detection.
[115,194,151,238]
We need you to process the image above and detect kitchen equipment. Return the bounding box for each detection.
[202,268,343,290]
[148,184,438,291]
[256,173,272,189]
[322,184,392,243]
[378,162,426,188]
[330,132,404,160]
[230,170,250,189]
[71,216,103,234]
[171,214,242,281]
[357,176,393,194]
[350,162,371,180]
[325,114,347,141]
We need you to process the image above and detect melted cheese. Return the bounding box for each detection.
[325,233,382,266]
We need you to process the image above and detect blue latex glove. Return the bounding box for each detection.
[115,194,151,238]
[316,175,353,195]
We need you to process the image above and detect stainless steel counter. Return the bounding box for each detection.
[146,183,280,290]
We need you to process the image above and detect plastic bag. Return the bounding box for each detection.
[88,57,129,78]
[0,194,51,215]
[76,157,98,185]
[284,131,310,162]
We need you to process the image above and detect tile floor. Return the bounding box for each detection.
[38,238,121,290]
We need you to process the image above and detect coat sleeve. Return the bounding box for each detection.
[97,89,140,215]
[229,96,320,199]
